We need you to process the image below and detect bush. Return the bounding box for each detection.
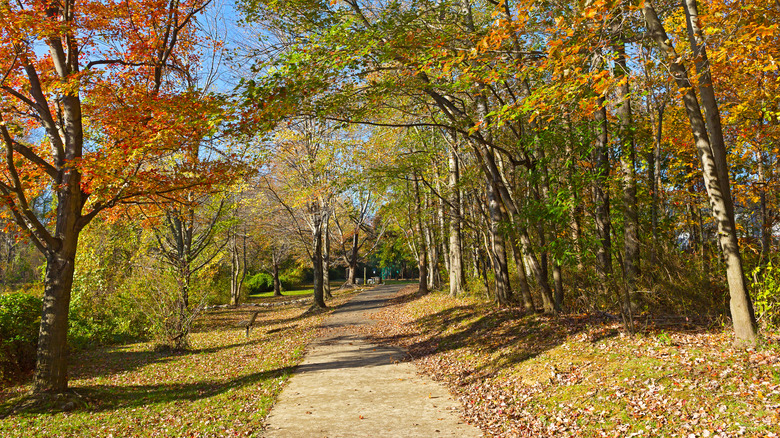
[752,262,780,331]
[246,272,274,294]
[68,290,149,351]
[0,293,41,382]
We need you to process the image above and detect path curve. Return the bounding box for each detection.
[262,284,482,437]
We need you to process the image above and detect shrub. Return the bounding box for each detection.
[246,272,274,294]
[278,274,295,291]
[752,262,780,331]
[0,293,41,381]
[68,290,149,351]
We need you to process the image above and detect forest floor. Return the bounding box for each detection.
[361,286,780,438]
[0,288,361,437]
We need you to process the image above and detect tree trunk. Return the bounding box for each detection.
[447,143,465,297]
[511,239,535,311]
[323,211,332,299]
[487,182,512,305]
[229,231,247,306]
[649,102,665,264]
[230,237,240,306]
[312,211,327,308]
[593,97,613,282]
[424,196,439,290]
[643,0,757,346]
[553,262,563,309]
[347,230,359,284]
[614,26,638,329]
[565,117,584,271]
[272,251,282,296]
[174,268,191,350]
[32,250,77,393]
[414,176,429,294]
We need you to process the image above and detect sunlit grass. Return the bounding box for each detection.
[0,289,360,437]
[368,288,780,437]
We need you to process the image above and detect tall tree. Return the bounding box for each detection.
[0,0,224,393]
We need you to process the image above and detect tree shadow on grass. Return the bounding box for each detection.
[70,336,270,381]
[3,365,296,417]
[365,288,723,381]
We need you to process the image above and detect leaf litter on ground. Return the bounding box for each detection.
[361,286,780,438]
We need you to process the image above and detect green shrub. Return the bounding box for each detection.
[68,289,150,351]
[246,272,274,294]
[0,293,41,381]
[278,274,295,291]
[752,262,780,331]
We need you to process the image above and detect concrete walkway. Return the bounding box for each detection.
[262,284,482,438]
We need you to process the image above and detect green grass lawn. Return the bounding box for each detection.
[248,288,313,299]
[0,289,361,437]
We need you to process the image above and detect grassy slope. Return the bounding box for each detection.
[366,287,780,437]
[0,289,360,437]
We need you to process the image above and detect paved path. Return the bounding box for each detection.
[262,284,482,437]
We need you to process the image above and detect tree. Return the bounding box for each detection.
[0,0,231,393]
[642,0,757,345]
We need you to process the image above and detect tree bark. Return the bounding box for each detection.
[565,117,584,271]
[447,141,465,297]
[487,182,512,305]
[644,1,757,346]
[414,176,429,294]
[33,249,77,393]
[593,97,613,282]
[614,21,638,329]
[312,208,327,308]
[510,239,535,311]
[425,194,440,290]
[323,210,332,299]
[272,251,282,296]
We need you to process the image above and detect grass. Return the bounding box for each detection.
[0,288,361,437]
[366,287,780,437]
[247,282,351,299]
[248,288,313,299]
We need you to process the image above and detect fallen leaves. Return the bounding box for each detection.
[363,287,780,437]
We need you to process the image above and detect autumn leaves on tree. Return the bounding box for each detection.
[240,0,777,346]
[0,0,234,393]
[0,0,778,396]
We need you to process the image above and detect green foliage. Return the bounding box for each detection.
[0,293,41,381]
[207,268,236,305]
[247,272,274,294]
[68,221,149,350]
[246,270,299,295]
[752,262,780,331]
[278,273,297,291]
[68,289,149,351]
